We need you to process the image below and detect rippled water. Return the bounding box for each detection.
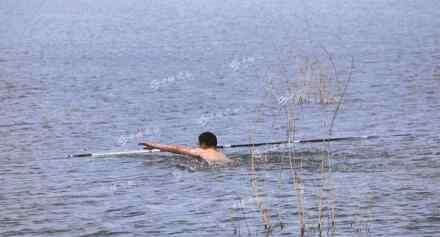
[1,0,440,236]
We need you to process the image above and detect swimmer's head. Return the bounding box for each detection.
[198,131,217,149]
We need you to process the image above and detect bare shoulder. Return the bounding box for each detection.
[186,148,235,166]
[189,148,204,156]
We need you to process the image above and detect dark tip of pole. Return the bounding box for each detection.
[394,133,412,137]
[68,153,92,158]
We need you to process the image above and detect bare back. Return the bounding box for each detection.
[192,148,231,164]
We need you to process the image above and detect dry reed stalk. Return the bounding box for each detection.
[328,56,354,136]
[249,135,273,233]
[285,98,305,237]
[275,163,285,230]
[331,182,337,235]
[318,159,325,236]
[276,55,307,236]
[262,47,348,236]
[329,56,355,232]
[293,171,305,237]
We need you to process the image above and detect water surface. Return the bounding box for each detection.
[1,0,440,236]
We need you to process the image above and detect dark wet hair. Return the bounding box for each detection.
[198,131,217,148]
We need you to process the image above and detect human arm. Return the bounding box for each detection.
[140,142,201,157]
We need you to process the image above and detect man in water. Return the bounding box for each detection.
[141,131,231,164]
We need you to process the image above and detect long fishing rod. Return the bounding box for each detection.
[67,133,410,158]
[217,133,410,148]
[67,149,161,158]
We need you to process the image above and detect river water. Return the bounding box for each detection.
[1,0,440,236]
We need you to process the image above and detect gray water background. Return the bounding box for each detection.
[1,0,440,236]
